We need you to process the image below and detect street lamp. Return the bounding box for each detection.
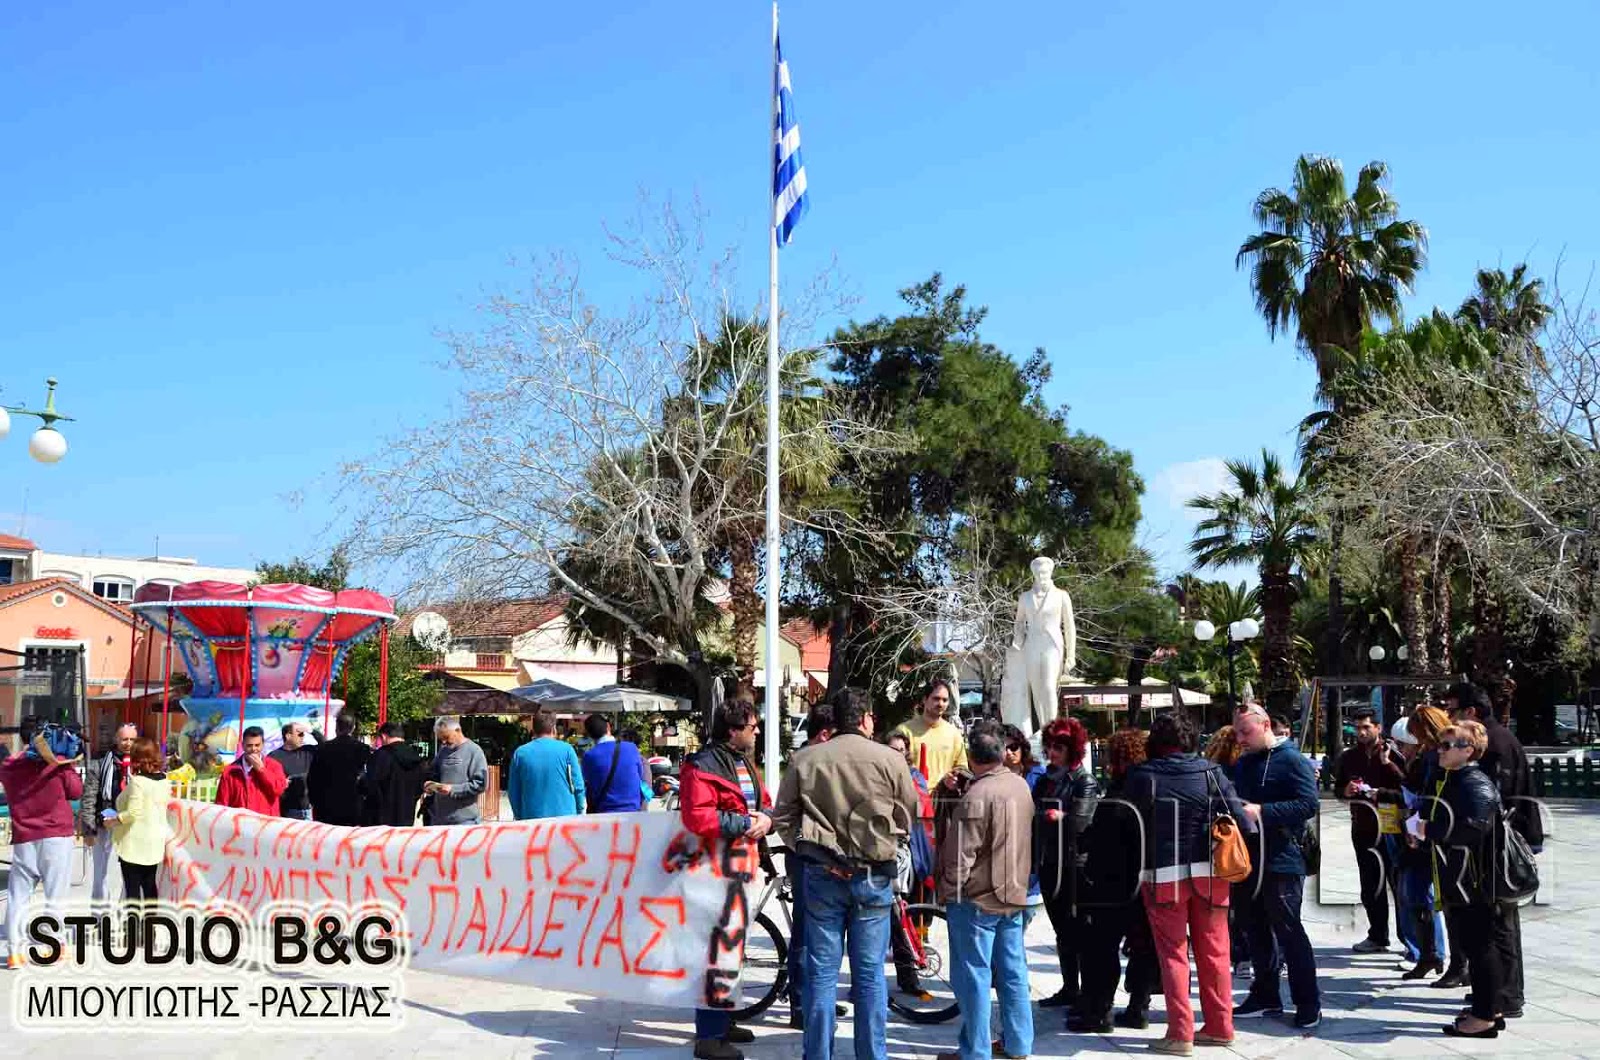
[1369,645,1387,663]
[1195,618,1259,709]
[1,378,73,464]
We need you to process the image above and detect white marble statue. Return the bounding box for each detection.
[999,557,1077,734]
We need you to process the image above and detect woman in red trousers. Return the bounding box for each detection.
[1123,712,1255,1056]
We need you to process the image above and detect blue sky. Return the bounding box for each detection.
[3,0,1596,585]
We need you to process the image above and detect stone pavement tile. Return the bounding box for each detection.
[1505,1019,1600,1051]
[1326,1031,1475,1058]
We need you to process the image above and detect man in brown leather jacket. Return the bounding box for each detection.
[935,720,1035,1060]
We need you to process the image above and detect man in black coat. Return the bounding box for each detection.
[306,711,373,826]
[268,721,315,819]
[1445,682,1540,1019]
[1232,707,1323,1030]
[363,721,428,826]
[1334,708,1406,953]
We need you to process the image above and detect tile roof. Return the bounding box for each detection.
[0,577,135,621]
[0,534,37,553]
[398,596,569,639]
[781,617,832,670]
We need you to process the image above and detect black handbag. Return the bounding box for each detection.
[1299,821,1321,877]
[1493,808,1540,902]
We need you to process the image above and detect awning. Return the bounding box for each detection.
[509,678,583,704]
[546,685,692,715]
[423,671,537,716]
[518,660,614,691]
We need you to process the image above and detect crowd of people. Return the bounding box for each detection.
[0,676,1547,1057]
[1,710,489,969]
[672,677,1547,1060]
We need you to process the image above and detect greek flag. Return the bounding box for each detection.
[773,33,808,246]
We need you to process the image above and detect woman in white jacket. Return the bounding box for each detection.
[110,737,172,911]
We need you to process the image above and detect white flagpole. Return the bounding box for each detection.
[763,0,783,798]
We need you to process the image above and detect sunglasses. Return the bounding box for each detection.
[1444,739,1474,750]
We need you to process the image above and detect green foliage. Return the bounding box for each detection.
[807,275,1147,686]
[1187,451,1318,574]
[1187,452,1317,710]
[1167,579,1262,703]
[1237,155,1428,387]
[337,637,443,732]
[253,552,442,733]
[254,551,352,592]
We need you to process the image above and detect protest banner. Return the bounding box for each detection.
[160,801,759,1009]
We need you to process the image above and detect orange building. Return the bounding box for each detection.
[0,577,171,756]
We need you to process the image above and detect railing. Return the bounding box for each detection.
[171,777,221,803]
[475,653,508,671]
[480,766,502,822]
[1531,755,1600,797]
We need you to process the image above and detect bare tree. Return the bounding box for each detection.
[853,526,1019,705]
[1321,270,1600,668]
[336,201,898,716]
[854,527,1160,714]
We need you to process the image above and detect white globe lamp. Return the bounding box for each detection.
[28,427,67,464]
[1369,645,1387,662]
[1193,620,1216,643]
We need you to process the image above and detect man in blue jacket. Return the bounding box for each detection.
[580,713,645,814]
[1232,706,1322,1030]
[507,713,586,819]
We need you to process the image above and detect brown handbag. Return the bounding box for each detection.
[1207,768,1253,883]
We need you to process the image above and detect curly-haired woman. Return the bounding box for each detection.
[1033,716,1098,1013]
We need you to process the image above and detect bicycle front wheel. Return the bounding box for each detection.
[729,911,788,1021]
[887,903,959,1024]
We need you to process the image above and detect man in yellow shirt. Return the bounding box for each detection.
[894,680,968,788]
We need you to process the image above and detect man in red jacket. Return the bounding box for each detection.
[216,726,287,815]
[2,718,84,969]
[679,700,772,1060]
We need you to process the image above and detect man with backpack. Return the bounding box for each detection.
[580,713,644,814]
[1,717,85,969]
[1232,705,1322,1030]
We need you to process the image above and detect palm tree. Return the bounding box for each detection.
[1188,451,1319,713]
[1458,264,1551,341]
[1238,155,1427,690]
[690,316,837,692]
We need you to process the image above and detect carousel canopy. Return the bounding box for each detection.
[130,581,396,702]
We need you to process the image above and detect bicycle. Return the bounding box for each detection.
[731,847,958,1024]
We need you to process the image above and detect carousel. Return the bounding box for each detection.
[129,581,396,766]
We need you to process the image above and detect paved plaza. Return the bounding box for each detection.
[2,797,1598,1059]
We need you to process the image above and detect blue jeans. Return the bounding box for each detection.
[285,808,313,821]
[947,902,1033,1060]
[802,860,892,1060]
[1243,873,1321,1016]
[695,1008,730,1039]
[787,853,808,1010]
[1397,860,1447,963]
